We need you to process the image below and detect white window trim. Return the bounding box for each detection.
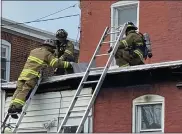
[111,1,140,29]
[1,39,11,82]
[132,94,165,133]
[110,1,139,67]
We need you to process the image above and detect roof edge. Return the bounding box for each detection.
[2,60,182,90]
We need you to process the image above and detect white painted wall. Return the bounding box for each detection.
[4,88,93,133]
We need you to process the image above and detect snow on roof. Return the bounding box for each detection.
[2,60,182,90]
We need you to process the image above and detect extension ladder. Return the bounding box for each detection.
[1,72,42,133]
[57,23,128,133]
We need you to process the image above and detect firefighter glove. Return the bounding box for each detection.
[108,47,113,53]
[148,52,153,58]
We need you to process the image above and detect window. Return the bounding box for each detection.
[133,95,165,133]
[1,39,11,82]
[110,1,139,66]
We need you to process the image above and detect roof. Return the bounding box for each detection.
[2,60,182,90]
[1,17,79,50]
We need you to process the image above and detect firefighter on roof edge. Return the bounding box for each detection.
[54,29,76,75]
[111,22,152,67]
[8,39,73,119]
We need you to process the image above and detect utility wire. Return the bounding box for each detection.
[1,3,78,32]
[1,14,80,27]
[1,3,78,27]
[34,3,77,21]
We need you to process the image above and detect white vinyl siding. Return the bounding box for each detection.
[4,88,93,133]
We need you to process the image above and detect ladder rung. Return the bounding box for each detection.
[76,94,92,98]
[102,41,116,44]
[83,80,98,84]
[107,31,120,34]
[95,53,109,57]
[8,113,19,115]
[70,109,86,113]
[90,67,104,71]
[62,125,76,128]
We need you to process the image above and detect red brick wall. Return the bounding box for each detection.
[94,82,182,132]
[80,1,117,66]
[80,1,182,66]
[1,31,54,81]
[140,1,182,64]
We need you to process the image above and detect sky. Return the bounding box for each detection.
[2,1,81,41]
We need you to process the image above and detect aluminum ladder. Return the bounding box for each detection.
[57,23,128,133]
[1,71,42,133]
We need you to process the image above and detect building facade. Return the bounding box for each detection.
[79,1,182,66]
[1,60,182,133]
[1,0,182,133]
[78,0,182,132]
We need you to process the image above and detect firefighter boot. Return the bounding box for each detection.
[8,103,23,119]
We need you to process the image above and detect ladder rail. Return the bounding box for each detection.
[57,27,109,133]
[1,113,10,133]
[76,23,128,133]
[12,76,42,133]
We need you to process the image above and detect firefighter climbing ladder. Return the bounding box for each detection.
[57,23,128,133]
[1,71,43,133]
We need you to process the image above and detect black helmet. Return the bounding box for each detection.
[126,21,138,30]
[43,39,55,48]
[56,29,68,40]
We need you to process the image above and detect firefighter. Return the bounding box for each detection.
[8,39,73,118]
[54,29,76,75]
[114,22,145,67]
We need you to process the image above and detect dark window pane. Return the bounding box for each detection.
[63,126,84,133]
[1,47,6,57]
[1,58,7,69]
[141,104,162,130]
[1,69,6,80]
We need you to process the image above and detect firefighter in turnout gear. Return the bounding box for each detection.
[8,39,73,118]
[114,22,145,67]
[54,29,76,75]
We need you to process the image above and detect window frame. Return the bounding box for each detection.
[132,95,165,133]
[1,39,11,82]
[110,1,139,66]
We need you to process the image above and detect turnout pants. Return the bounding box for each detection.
[11,78,38,106]
[115,49,144,67]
